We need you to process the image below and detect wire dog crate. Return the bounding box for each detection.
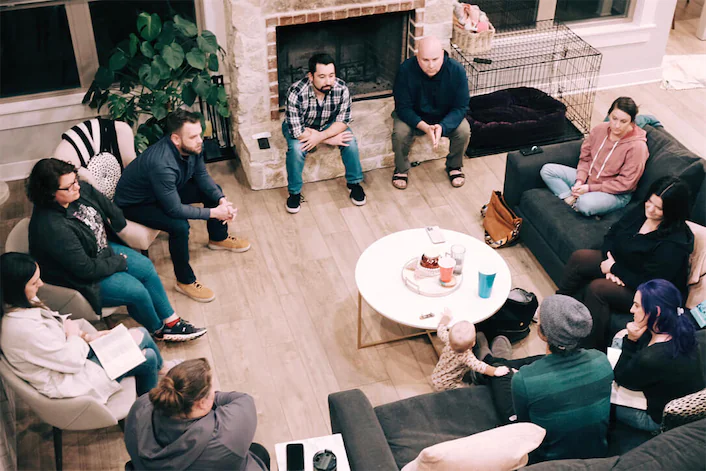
[451,20,602,152]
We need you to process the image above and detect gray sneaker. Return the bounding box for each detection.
[474,331,491,362]
[491,335,513,360]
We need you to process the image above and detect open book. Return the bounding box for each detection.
[607,347,647,410]
[89,324,146,380]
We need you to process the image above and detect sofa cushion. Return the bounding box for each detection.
[519,188,624,263]
[633,126,703,203]
[612,418,706,470]
[401,422,546,471]
[375,386,501,469]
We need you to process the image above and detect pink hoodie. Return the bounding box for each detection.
[575,122,648,194]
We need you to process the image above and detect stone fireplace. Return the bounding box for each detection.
[226,0,455,190]
[276,12,409,104]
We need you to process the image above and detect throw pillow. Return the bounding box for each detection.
[661,388,706,432]
[686,221,706,309]
[401,423,546,471]
[86,152,122,200]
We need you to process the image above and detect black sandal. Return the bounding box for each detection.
[392,172,408,190]
[447,168,465,188]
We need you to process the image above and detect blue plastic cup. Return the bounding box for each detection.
[478,268,497,299]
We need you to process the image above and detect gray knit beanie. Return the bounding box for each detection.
[539,295,592,350]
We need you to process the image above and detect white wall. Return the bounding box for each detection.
[0,0,677,179]
[0,0,229,180]
[567,0,677,90]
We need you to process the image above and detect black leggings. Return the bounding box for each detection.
[558,249,634,351]
[485,354,545,424]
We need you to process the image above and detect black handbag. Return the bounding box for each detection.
[477,288,538,343]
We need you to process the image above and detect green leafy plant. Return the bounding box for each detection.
[82,12,229,152]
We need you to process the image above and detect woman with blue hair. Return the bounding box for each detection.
[613,279,704,432]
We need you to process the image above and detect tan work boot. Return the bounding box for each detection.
[208,235,251,252]
[175,281,216,303]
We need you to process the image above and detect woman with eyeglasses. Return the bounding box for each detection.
[26,158,206,342]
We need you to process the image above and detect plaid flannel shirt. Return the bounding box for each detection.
[285,76,352,138]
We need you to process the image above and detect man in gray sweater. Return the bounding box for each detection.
[124,358,269,470]
[115,110,250,302]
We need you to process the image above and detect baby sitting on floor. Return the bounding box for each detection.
[432,309,509,391]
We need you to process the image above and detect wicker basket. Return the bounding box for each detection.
[452,23,495,55]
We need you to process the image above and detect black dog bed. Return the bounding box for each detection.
[466,87,567,150]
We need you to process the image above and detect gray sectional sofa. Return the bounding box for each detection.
[328,386,705,471]
[503,124,706,286]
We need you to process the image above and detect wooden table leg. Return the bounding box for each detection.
[358,291,438,350]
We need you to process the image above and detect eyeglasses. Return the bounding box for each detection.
[57,178,79,191]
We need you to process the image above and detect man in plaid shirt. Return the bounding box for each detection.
[282,53,366,214]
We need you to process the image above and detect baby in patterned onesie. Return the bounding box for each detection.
[432,309,509,391]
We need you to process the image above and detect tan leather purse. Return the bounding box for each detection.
[481,191,522,248]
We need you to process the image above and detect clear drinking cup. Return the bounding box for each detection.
[451,244,466,275]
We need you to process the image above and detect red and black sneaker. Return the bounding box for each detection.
[154,319,207,342]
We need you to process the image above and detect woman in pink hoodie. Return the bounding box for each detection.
[540,97,648,216]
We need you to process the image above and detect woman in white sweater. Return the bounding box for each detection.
[0,252,170,400]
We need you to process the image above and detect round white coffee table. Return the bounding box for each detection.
[355,228,511,349]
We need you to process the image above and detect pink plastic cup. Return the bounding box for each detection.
[439,256,456,283]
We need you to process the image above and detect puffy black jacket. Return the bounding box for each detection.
[29,182,128,314]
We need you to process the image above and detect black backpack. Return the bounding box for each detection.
[477,288,538,343]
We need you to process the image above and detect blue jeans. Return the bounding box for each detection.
[88,327,163,395]
[99,242,174,332]
[282,121,363,195]
[609,336,661,433]
[540,163,632,217]
[615,406,661,433]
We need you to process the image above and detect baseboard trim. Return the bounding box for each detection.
[596,67,662,91]
[0,159,40,181]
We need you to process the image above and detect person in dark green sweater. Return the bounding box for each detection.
[511,296,613,463]
[481,295,613,464]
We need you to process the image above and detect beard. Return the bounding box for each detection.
[314,83,332,94]
[179,142,202,156]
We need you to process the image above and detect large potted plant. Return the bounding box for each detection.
[83,12,229,153]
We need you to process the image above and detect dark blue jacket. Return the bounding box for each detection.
[114,137,223,220]
[393,54,470,135]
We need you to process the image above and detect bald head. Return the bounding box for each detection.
[416,36,445,77]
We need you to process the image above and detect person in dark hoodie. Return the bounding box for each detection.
[125,358,269,471]
[558,176,694,351]
[540,97,648,217]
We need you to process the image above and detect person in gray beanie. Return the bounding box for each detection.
[478,294,613,464]
[538,294,593,351]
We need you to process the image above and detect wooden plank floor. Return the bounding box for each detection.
[6,11,706,470]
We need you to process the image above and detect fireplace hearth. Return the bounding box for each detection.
[276,12,409,105]
[227,0,456,190]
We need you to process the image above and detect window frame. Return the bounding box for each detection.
[540,0,637,25]
[0,0,205,104]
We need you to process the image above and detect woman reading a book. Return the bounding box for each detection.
[124,358,270,470]
[0,252,172,399]
[612,279,704,432]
